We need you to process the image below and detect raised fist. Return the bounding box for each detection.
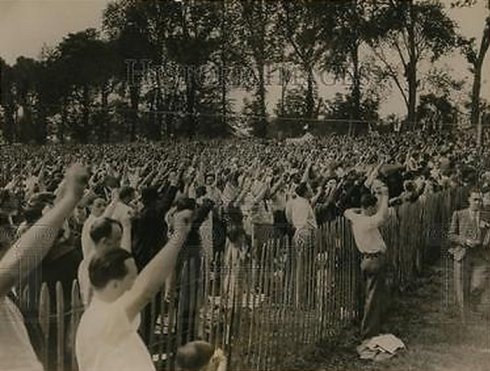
[173,209,194,235]
[64,163,89,200]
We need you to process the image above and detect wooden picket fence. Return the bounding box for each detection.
[16,187,467,371]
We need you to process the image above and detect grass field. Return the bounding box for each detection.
[287,262,490,371]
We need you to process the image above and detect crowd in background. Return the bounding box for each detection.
[1,129,490,370]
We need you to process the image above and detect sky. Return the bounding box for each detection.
[0,0,488,119]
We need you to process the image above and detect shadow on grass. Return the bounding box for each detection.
[282,262,490,371]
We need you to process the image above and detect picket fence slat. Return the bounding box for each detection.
[21,188,467,371]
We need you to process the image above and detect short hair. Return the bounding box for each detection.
[195,186,207,198]
[89,217,122,245]
[118,186,135,201]
[360,193,378,209]
[295,182,308,198]
[469,187,481,196]
[175,197,196,211]
[89,248,133,290]
[176,341,214,371]
[141,187,159,206]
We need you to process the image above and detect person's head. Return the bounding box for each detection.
[468,188,483,212]
[141,187,159,207]
[195,186,207,199]
[295,182,308,198]
[23,205,44,225]
[176,341,215,371]
[360,193,378,215]
[89,217,123,251]
[88,248,137,301]
[74,203,88,223]
[119,186,135,204]
[325,177,338,190]
[90,197,107,218]
[205,173,215,186]
[175,197,196,212]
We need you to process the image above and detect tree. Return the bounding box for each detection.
[0,58,16,143]
[316,0,375,133]
[453,0,490,127]
[277,1,327,121]
[366,0,458,130]
[104,0,156,141]
[417,93,458,132]
[323,93,380,135]
[272,87,321,137]
[236,0,282,137]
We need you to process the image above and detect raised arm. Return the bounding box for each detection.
[0,164,88,298]
[122,209,192,321]
[369,186,390,227]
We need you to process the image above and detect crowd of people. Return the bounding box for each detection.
[1,129,490,371]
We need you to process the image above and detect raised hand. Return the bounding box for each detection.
[63,163,90,200]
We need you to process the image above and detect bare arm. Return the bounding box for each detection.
[122,210,192,321]
[0,165,87,298]
[369,191,390,227]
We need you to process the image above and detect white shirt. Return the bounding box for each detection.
[344,209,389,254]
[0,296,43,371]
[76,295,154,371]
[285,196,318,230]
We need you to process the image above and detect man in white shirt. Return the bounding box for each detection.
[107,186,134,252]
[78,217,123,308]
[76,209,192,371]
[0,164,89,371]
[285,182,318,308]
[344,182,390,339]
[81,197,107,259]
[285,182,318,246]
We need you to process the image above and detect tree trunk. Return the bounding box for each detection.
[129,84,140,142]
[80,85,90,143]
[185,68,197,138]
[306,68,315,119]
[155,74,163,141]
[101,83,110,143]
[221,0,228,136]
[255,0,267,138]
[472,62,483,127]
[406,0,418,131]
[3,103,16,144]
[471,23,490,126]
[256,61,267,138]
[351,43,364,135]
[36,105,47,144]
[59,101,66,144]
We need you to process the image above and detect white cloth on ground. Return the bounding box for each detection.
[356,334,405,361]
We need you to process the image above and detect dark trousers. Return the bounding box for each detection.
[360,253,387,339]
[140,293,162,347]
[176,257,201,346]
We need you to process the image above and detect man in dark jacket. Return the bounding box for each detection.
[131,181,178,345]
[132,184,178,271]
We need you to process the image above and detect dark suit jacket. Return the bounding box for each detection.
[131,185,178,270]
[449,208,490,261]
